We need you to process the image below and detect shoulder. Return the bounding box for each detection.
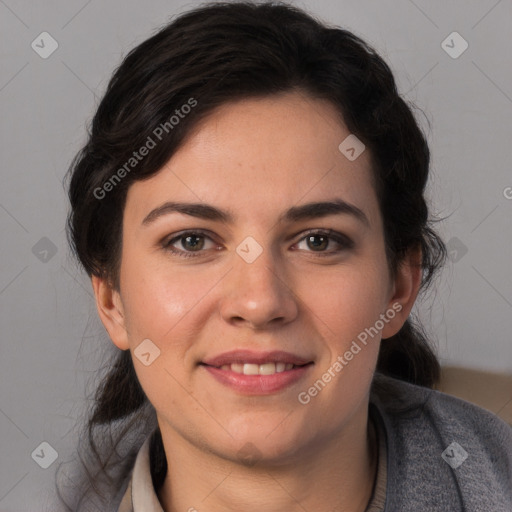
[370,371,512,441]
[369,372,512,511]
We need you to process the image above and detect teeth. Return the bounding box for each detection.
[259,363,276,375]
[219,362,298,375]
[244,364,260,375]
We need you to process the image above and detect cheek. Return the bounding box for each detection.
[120,254,212,341]
[298,260,389,350]
[120,261,209,413]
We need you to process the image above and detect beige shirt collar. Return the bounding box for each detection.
[117,435,164,512]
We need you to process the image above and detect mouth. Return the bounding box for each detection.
[199,350,314,394]
[199,361,313,375]
[201,349,313,368]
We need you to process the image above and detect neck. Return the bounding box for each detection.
[157,406,378,512]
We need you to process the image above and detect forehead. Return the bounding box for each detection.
[124,92,380,228]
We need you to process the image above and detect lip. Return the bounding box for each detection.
[201,363,314,395]
[201,349,313,367]
[200,350,314,395]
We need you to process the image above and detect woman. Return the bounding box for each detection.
[59,1,512,511]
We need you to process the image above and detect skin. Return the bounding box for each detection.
[92,91,421,511]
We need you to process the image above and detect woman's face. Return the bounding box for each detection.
[96,91,415,465]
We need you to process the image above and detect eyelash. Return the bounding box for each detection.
[161,229,354,259]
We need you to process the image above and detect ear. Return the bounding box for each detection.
[381,246,422,340]
[91,275,130,350]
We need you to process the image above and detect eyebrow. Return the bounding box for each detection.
[142,198,370,228]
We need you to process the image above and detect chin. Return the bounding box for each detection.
[221,418,309,466]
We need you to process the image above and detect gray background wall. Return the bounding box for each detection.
[1,0,511,510]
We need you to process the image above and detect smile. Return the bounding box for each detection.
[200,362,314,394]
[217,362,301,375]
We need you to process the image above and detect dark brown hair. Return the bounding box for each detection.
[58,1,446,509]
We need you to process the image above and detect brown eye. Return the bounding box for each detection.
[179,234,205,251]
[305,234,329,251]
[162,230,217,258]
[295,229,354,255]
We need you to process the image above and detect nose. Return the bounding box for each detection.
[218,243,299,330]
